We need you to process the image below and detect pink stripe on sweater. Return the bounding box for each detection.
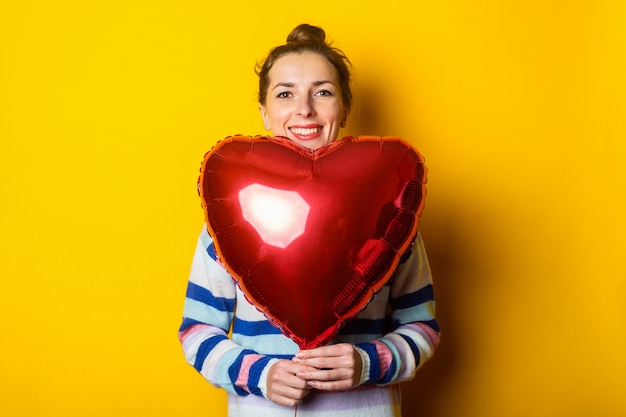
[412,322,441,349]
[235,354,264,393]
[178,323,209,343]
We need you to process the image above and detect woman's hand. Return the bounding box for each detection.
[292,343,363,391]
[266,359,313,407]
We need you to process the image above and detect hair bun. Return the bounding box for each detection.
[286,24,326,44]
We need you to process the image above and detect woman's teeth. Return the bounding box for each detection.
[290,127,321,136]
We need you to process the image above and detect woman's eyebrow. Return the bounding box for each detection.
[272,80,335,90]
[272,82,295,90]
[312,80,334,86]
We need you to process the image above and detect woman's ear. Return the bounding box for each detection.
[259,105,271,130]
[340,107,351,128]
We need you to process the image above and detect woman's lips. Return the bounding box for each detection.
[289,126,323,141]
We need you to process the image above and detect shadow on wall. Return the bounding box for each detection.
[347,81,385,137]
[349,79,471,416]
[401,213,469,417]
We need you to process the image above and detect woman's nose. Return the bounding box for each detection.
[296,96,315,117]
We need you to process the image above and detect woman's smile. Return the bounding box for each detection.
[289,125,323,140]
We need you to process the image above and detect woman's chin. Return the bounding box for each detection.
[290,136,334,151]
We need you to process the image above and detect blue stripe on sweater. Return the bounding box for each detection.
[233,317,283,336]
[340,318,387,336]
[206,241,218,261]
[423,318,441,333]
[186,281,235,312]
[179,317,202,333]
[399,333,421,366]
[356,343,382,382]
[193,333,229,372]
[390,284,434,310]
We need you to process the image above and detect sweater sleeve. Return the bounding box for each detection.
[178,227,280,398]
[354,233,441,386]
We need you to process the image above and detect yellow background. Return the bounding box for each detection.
[1,1,625,416]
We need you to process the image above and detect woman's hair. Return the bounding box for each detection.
[255,24,352,110]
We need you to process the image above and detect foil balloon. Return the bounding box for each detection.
[199,135,427,349]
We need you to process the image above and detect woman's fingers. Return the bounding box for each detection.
[266,360,313,406]
[293,343,363,390]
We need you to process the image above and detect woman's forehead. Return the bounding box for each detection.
[269,51,339,86]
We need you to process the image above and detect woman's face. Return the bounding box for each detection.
[259,51,347,151]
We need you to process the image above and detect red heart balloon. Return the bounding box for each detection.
[199,135,427,349]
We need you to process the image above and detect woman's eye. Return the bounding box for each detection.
[315,90,334,97]
[276,91,292,99]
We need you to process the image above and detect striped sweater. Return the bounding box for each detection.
[179,227,440,417]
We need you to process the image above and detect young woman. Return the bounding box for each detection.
[178,24,440,417]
